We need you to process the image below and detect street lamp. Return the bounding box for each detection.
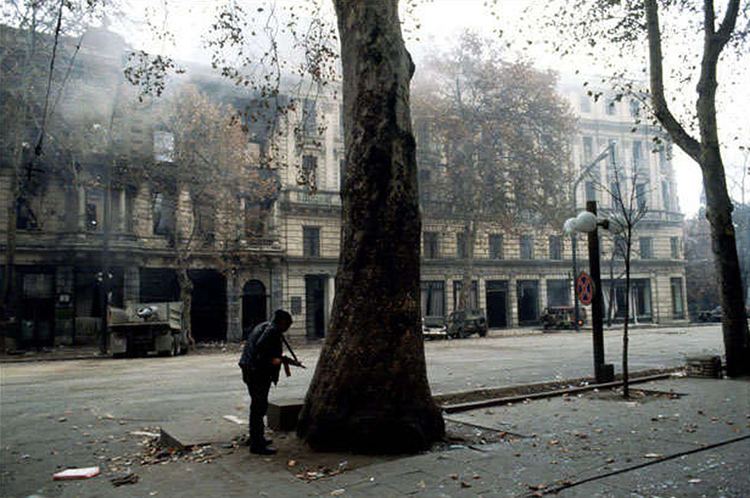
[564,201,615,384]
[570,141,616,332]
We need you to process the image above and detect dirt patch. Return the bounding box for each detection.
[584,387,685,403]
[434,368,680,406]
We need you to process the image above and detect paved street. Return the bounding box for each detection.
[0,324,729,497]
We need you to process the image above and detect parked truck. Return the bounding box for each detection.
[108,302,188,357]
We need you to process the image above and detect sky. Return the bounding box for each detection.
[114,0,750,218]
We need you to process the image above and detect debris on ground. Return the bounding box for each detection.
[52,466,101,480]
[110,471,139,486]
[223,415,244,425]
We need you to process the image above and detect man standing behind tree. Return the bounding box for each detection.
[238,309,293,455]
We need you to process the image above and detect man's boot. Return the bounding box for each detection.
[250,444,277,455]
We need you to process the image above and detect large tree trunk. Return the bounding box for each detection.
[296,0,444,453]
[645,0,749,376]
[177,268,194,348]
[458,220,477,310]
[702,149,750,377]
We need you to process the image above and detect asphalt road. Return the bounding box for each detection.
[0,324,724,497]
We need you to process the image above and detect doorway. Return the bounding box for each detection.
[486,280,508,328]
[305,275,326,339]
[517,280,540,325]
[242,280,267,332]
[189,270,227,342]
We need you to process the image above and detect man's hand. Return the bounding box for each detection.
[271,357,282,366]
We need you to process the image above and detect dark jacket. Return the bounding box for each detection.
[238,321,283,383]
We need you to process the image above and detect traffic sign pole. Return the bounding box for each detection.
[586,201,613,383]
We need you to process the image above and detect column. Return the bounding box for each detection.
[508,275,517,327]
[78,186,86,231]
[539,276,548,312]
[226,272,242,342]
[118,190,127,232]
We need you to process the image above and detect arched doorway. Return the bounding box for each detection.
[242,280,267,332]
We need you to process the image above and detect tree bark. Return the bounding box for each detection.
[645,0,749,376]
[296,0,444,453]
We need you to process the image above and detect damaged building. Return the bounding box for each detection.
[0,23,688,350]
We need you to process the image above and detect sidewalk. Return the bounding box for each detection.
[51,375,749,497]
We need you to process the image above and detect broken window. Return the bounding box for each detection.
[85,189,104,232]
[244,202,267,238]
[423,232,439,259]
[153,130,174,163]
[298,154,318,188]
[303,226,320,257]
[152,192,176,237]
[195,202,215,243]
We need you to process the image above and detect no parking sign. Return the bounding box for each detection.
[576,271,595,305]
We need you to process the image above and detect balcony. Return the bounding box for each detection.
[280,189,342,209]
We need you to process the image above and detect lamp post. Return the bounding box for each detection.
[564,201,615,384]
[570,142,616,332]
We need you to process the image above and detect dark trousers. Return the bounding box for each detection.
[242,367,272,447]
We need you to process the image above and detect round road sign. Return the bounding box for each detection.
[576,271,595,305]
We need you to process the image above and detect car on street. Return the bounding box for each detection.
[445,309,488,339]
[422,316,448,340]
[541,306,586,330]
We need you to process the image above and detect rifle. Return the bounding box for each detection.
[281,335,305,377]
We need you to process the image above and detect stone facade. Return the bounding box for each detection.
[1,24,689,349]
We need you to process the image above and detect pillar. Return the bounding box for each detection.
[226,272,242,342]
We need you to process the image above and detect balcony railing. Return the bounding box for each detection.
[281,189,342,207]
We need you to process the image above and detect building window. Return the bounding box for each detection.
[16,197,38,230]
[580,93,591,113]
[421,281,445,317]
[585,181,597,202]
[303,226,320,257]
[520,235,534,260]
[671,277,685,319]
[423,231,439,259]
[153,130,174,163]
[582,136,593,162]
[301,154,318,186]
[610,181,620,208]
[549,236,562,260]
[606,98,617,115]
[639,237,654,259]
[152,192,175,237]
[456,232,467,258]
[244,202,267,238]
[547,279,570,307]
[302,98,317,135]
[489,234,504,259]
[614,234,627,258]
[662,180,670,211]
[453,280,478,309]
[636,183,647,210]
[290,296,302,315]
[629,99,641,117]
[632,140,643,170]
[670,236,680,259]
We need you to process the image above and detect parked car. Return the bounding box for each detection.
[541,306,586,330]
[421,316,448,340]
[445,309,488,339]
